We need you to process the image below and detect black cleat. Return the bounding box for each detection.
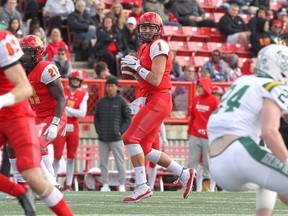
[17,187,36,216]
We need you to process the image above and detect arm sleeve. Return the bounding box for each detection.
[159,122,168,142]
[65,92,89,118]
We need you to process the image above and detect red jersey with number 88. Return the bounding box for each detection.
[27,61,61,117]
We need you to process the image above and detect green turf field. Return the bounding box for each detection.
[0,191,287,215]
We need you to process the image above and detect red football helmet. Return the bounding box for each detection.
[20,35,45,71]
[138,12,163,43]
[68,70,84,88]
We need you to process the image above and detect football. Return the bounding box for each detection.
[121,66,136,80]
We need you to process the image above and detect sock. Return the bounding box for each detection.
[148,167,157,190]
[166,160,184,177]
[134,166,147,186]
[9,158,26,183]
[43,187,73,216]
[42,155,55,176]
[0,174,26,197]
[41,161,59,187]
[66,158,74,186]
[53,159,60,176]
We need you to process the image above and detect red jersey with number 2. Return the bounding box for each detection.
[27,61,61,118]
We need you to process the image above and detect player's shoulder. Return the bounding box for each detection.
[0,30,12,40]
[150,39,170,57]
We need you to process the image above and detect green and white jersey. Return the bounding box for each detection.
[207,75,288,145]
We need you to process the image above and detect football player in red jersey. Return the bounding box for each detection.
[7,35,66,189]
[121,12,196,203]
[53,70,89,191]
[0,30,73,215]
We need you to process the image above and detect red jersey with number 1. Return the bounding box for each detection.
[0,30,35,121]
[27,61,61,118]
[137,39,172,97]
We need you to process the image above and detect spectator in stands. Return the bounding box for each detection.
[241,58,256,75]
[173,65,197,111]
[250,17,272,57]
[42,0,75,35]
[187,77,219,192]
[67,0,97,50]
[218,3,251,45]
[122,16,141,55]
[170,0,215,27]
[92,14,124,77]
[0,0,23,29]
[144,0,181,26]
[212,85,224,99]
[92,2,106,27]
[53,70,89,191]
[85,0,98,16]
[225,54,242,81]
[32,27,48,48]
[247,6,267,33]
[46,28,70,61]
[23,17,47,47]
[6,17,23,38]
[201,49,228,82]
[94,61,111,79]
[108,2,127,30]
[270,7,287,28]
[54,47,73,78]
[94,76,131,192]
[22,0,39,21]
[268,19,286,45]
[170,50,183,80]
[129,0,144,25]
[246,0,270,15]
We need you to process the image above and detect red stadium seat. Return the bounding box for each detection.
[175,56,195,68]
[168,41,193,56]
[209,27,226,42]
[182,26,210,42]
[193,56,210,68]
[270,1,284,12]
[213,12,225,24]
[235,43,252,58]
[187,42,209,56]
[162,26,187,41]
[197,0,217,12]
[238,14,252,24]
[206,42,238,55]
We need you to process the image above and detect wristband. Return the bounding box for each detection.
[52,116,60,126]
[138,67,150,80]
[0,92,16,108]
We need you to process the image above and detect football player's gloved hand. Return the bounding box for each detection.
[121,55,141,71]
[44,124,58,141]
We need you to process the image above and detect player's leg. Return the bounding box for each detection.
[256,188,276,216]
[65,130,79,191]
[147,136,160,190]
[11,117,73,215]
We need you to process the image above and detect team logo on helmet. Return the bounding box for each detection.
[276,50,288,71]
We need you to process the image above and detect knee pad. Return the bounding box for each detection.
[256,188,277,210]
[126,144,143,157]
[145,149,161,164]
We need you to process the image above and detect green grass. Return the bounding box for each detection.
[0,191,287,215]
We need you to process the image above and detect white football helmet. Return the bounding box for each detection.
[256,44,288,84]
